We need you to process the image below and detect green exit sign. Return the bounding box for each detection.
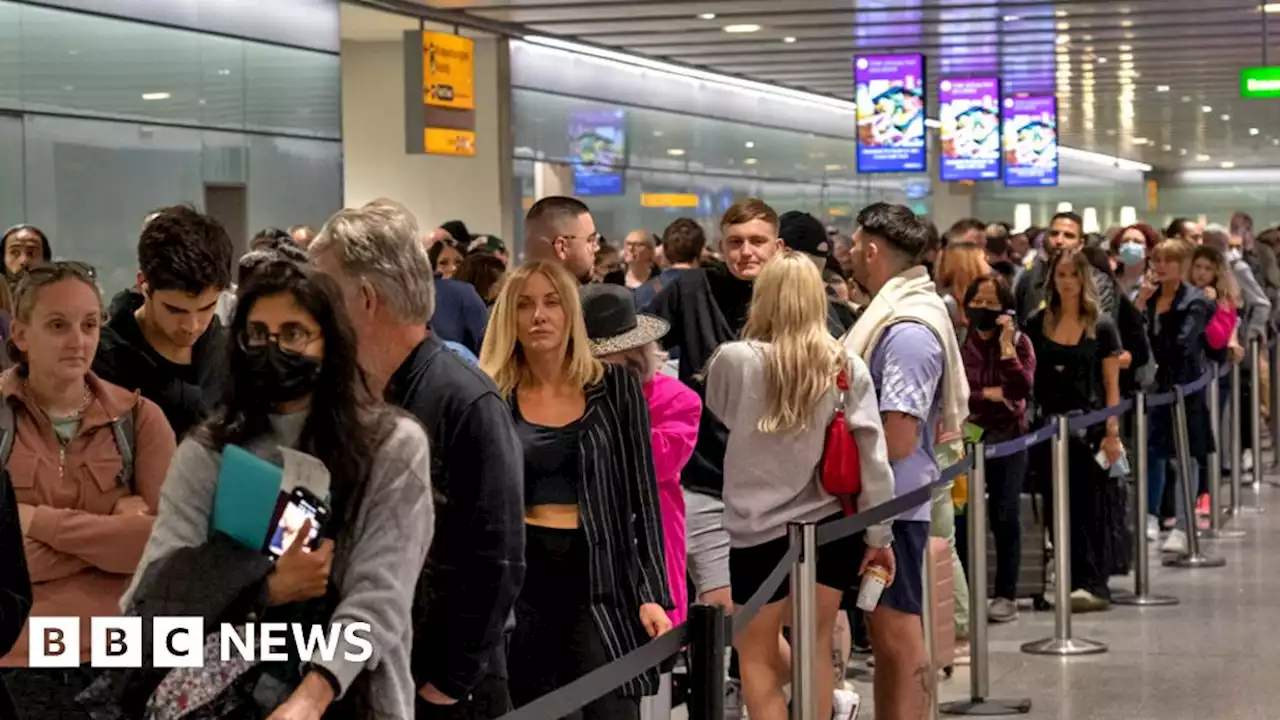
[1241,67,1280,98]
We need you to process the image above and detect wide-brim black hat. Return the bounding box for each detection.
[580,283,670,357]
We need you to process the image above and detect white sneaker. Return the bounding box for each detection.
[833,688,860,720]
[1244,449,1254,472]
[1161,528,1188,555]
[1146,514,1159,541]
[725,679,744,719]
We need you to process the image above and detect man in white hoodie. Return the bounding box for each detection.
[845,202,970,720]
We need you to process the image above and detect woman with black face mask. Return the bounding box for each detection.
[958,273,1036,623]
[121,260,434,719]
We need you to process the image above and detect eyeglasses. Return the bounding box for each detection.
[240,321,320,354]
[19,260,97,283]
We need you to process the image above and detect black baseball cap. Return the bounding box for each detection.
[779,211,831,259]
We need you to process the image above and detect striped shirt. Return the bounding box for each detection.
[510,363,673,696]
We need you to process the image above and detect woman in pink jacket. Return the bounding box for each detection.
[581,284,701,625]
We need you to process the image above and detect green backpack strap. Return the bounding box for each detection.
[111,403,138,493]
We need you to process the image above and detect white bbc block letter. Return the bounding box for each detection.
[28,617,79,667]
[92,616,142,668]
[153,617,204,668]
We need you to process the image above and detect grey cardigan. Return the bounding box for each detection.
[122,412,434,719]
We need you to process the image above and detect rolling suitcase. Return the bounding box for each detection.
[929,537,956,675]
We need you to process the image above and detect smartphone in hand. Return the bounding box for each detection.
[264,487,330,558]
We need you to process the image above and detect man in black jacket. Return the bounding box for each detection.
[93,205,233,438]
[311,200,524,720]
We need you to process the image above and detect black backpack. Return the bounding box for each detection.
[0,399,138,491]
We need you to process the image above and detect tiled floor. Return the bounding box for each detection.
[850,479,1280,720]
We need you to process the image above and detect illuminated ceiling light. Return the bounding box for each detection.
[1057,21,1070,29]
[743,157,758,165]
[1133,137,1149,145]
[723,24,761,33]
[652,130,664,137]
[745,141,755,148]
[1221,161,1236,168]
[824,164,845,171]
[1181,95,1192,102]
[1196,153,1212,161]
[1056,9,1069,17]
[1222,113,1231,121]
[667,148,686,156]
[1163,144,1173,151]
[1003,15,1020,22]
[1121,19,1134,27]
[1119,45,1133,52]
[1179,148,1188,155]
[1056,34,1070,44]
[1273,138,1280,145]
[697,13,716,20]
[1202,105,1213,112]
[1098,57,1108,64]
[783,36,797,43]
[1125,31,1135,39]
[141,92,170,100]
[1251,127,1261,135]
[1084,34,1094,41]
[1264,2,1280,12]
[1156,85,1170,92]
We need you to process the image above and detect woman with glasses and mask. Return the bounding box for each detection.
[123,260,433,719]
[959,273,1036,623]
[0,262,175,715]
[480,260,671,720]
[1024,250,1125,613]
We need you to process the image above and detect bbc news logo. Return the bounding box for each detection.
[28,617,373,668]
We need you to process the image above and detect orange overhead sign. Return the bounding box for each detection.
[641,193,699,208]
[423,32,474,111]
[425,128,476,157]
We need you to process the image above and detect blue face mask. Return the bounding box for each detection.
[1118,242,1145,266]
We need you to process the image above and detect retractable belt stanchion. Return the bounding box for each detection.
[921,490,940,720]
[1270,339,1280,472]
[1021,416,1107,656]
[1166,385,1227,568]
[1230,360,1244,518]
[1202,365,1245,540]
[1115,392,1179,604]
[941,443,1033,715]
[686,604,725,720]
[1244,337,1268,512]
[789,522,818,720]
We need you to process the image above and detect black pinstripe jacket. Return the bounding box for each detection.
[514,363,673,697]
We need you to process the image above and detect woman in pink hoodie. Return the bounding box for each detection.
[581,284,701,625]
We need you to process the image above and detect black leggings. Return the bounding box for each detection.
[509,526,639,720]
[988,449,1028,601]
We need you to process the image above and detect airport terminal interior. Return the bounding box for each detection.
[3,0,1280,719]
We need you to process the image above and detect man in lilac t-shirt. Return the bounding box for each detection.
[848,202,944,720]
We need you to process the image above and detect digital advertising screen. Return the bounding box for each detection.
[568,108,627,196]
[1002,95,1058,187]
[854,54,927,173]
[938,78,1001,181]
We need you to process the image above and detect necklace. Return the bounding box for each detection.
[26,380,93,420]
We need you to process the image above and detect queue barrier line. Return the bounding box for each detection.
[499,360,1251,720]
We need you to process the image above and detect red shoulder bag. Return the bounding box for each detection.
[820,367,862,516]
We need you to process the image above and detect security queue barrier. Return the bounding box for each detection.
[499,349,1270,720]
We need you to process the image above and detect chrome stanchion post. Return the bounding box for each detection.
[789,522,818,720]
[1270,340,1280,471]
[1115,392,1179,604]
[1202,366,1245,540]
[921,490,939,720]
[1021,416,1107,656]
[1230,360,1244,518]
[1166,387,1227,568]
[941,443,1033,715]
[1246,336,1269,509]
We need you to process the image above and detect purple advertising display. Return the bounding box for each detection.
[855,54,926,173]
[569,108,627,196]
[1002,95,1058,187]
[939,78,1001,181]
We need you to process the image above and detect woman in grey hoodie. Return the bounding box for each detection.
[125,261,433,719]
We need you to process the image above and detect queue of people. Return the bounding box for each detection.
[0,195,1272,720]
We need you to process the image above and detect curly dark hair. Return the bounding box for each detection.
[139,205,233,294]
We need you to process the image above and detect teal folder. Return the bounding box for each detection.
[212,445,284,550]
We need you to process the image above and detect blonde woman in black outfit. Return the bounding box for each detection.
[480,260,672,719]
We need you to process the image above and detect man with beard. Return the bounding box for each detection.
[843,202,970,720]
[1014,211,1084,325]
[524,196,599,285]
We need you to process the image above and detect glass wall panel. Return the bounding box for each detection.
[22,115,204,294]
[246,134,343,235]
[0,114,22,227]
[0,0,340,139]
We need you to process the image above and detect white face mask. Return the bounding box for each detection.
[1226,248,1244,263]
